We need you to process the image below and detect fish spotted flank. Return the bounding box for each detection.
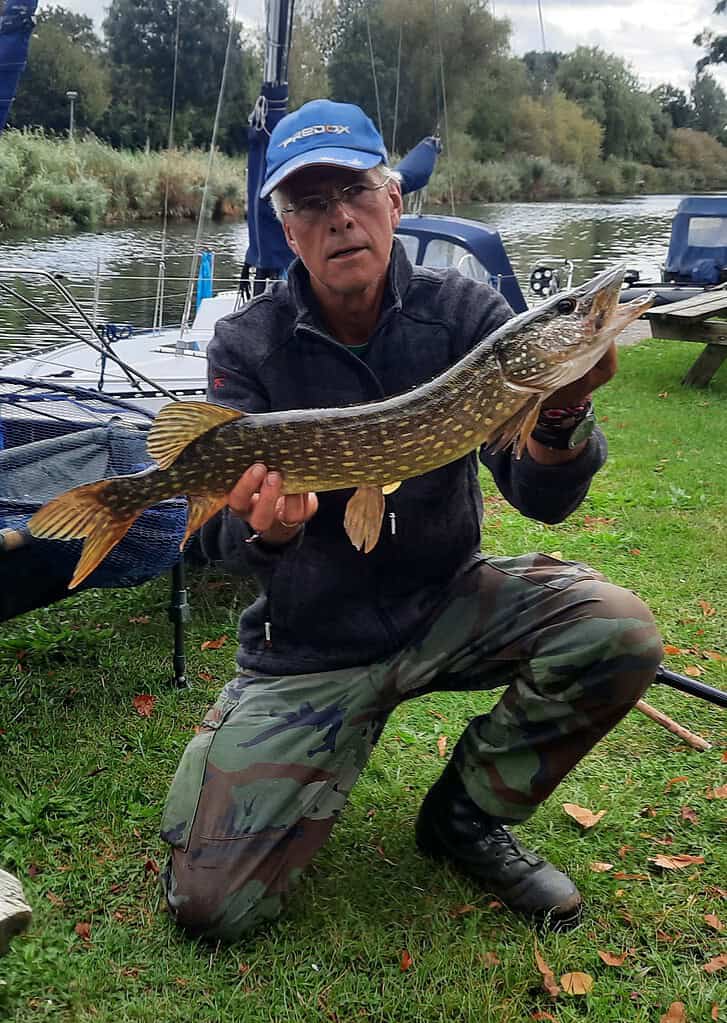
[29,265,653,588]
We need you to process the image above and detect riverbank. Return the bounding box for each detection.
[2,130,727,232]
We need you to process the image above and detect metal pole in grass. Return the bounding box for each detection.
[65,90,77,139]
[654,665,727,709]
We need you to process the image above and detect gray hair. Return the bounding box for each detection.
[269,163,402,222]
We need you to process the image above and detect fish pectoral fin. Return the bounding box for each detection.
[344,486,385,554]
[381,481,401,495]
[147,401,242,469]
[183,493,229,548]
[485,394,542,456]
[29,479,141,590]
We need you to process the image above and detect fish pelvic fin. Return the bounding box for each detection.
[183,493,229,548]
[344,485,385,554]
[486,393,543,457]
[382,481,401,495]
[29,480,141,590]
[147,401,242,470]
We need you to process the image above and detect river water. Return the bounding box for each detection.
[0,193,688,355]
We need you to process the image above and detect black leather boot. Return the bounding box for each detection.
[415,762,582,930]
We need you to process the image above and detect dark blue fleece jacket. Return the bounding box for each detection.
[201,241,607,674]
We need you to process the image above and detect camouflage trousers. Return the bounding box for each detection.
[160,553,663,940]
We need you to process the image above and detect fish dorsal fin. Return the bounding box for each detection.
[147,401,242,469]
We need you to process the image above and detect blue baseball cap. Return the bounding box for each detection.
[260,99,388,199]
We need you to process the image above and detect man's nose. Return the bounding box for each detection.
[327,198,354,230]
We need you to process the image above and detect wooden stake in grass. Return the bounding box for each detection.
[635,699,712,751]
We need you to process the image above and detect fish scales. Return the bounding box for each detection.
[29,265,655,588]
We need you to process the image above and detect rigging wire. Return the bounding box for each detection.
[178,0,240,342]
[432,0,456,216]
[365,6,383,139]
[391,18,403,156]
[537,0,547,51]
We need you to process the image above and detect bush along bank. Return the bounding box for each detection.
[0,130,247,231]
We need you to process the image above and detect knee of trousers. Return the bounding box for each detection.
[163,853,285,941]
[550,580,664,696]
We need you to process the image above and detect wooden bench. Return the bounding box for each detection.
[645,287,727,387]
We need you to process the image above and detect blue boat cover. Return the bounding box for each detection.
[195,250,214,311]
[395,137,441,195]
[0,0,37,133]
[665,197,727,283]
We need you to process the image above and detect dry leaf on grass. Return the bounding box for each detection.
[562,803,606,828]
[711,1005,719,1021]
[132,694,155,717]
[659,1003,686,1023]
[704,953,727,974]
[478,952,500,967]
[448,904,477,917]
[665,776,688,793]
[74,922,91,942]
[680,806,699,824]
[534,944,560,998]
[560,972,593,995]
[200,634,227,650]
[648,854,705,870]
[128,615,150,624]
[399,950,413,971]
[437,735,447,757]
[684,665,703,677]
[704,914,724,932]
[663,644,685,655]
[597,950,630,966]
[706,785,727,800]
[531,1013,557,1021]
[699,599,716,617]
[613,872,650,880]
[590,861,613,872]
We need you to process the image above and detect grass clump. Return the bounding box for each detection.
[0,341,725,1022]
[0,130,247,231]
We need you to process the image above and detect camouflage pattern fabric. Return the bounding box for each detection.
[161,553,663,940]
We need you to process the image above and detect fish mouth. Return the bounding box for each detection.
[575,264,655,335]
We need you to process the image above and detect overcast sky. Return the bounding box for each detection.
[46,0,727,94]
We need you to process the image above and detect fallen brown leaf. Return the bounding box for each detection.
[706,785,727,799]
[197,670,214,683]
[562,803,606,828]
[684,665,703,677]
[707,886,727,899]
[437,735,447,758]
[704,914,725,932]
[648,854,705,870]
[703,651,726,662]
[590,861,613,872]
[531,1013,557,1022]
[711,1005,719,1021]
[488,899,504,910]
[478,951,500,967]
[132,693,156,717]
[629,548,641,556]
[74,922,91,942]
[46,891,64,908]
[143,857,160,876]
[200,634,228,650]
[612,872,650,880]
[665,776,688,793]
[663,644,685,655]
[534,944,560,998]
[722,750,727,762]
[699,599,716,617]
[448,904,477,917]
[400,950,413,971]
[128,615,150,624]
[618,844,633,858]
[656,930,678,943]
[680,806,699,825]
[651,836,674,846]
[704,953,727,974]
[560,972,593,996]
[659,1003,686,1023]
[597,950,629,967]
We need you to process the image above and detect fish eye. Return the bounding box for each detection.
[557,297,576,315]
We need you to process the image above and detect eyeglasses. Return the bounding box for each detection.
[281,180,388,222]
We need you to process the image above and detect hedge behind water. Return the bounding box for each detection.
[0,130,247,230]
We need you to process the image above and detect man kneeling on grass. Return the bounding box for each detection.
[159,100,663,939]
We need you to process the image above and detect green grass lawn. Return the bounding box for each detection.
[0,340,725,1022]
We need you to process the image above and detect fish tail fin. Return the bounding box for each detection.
[29,479,141,590]
[486,394,542,458]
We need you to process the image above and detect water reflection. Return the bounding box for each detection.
[0,194,691,353]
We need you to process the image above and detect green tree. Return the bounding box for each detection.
[652,84,694,130]
[522,50,562,96]
[467,56,528,159]
[691,71,727,141]
[288,0,335,108]
[36,5,103,55]
[555,46,659,161]
[11,19,110,133]
[695,0,727,70]
[510,92,602,172]
[103,0,258,151]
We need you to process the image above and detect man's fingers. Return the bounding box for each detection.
[227,463,267,516]
[277,491,319,526]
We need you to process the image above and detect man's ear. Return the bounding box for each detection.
[389,183,403,230]
[282,217,300,255]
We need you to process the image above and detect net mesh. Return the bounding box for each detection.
[0,378,187,602]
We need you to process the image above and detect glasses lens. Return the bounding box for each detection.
[292,182,384,221]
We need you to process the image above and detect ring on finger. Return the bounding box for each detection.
[279,519,299,529]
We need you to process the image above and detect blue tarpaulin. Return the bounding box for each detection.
[395,136,442,195]
[665,197,727,284]
[0,0,37,134]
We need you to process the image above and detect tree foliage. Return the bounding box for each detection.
[695,0,727,70]
[691,71,727,142]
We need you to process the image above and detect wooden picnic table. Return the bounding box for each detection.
[645,286,727,387]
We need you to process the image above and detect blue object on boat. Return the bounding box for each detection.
[195,250,214,311]
[394,136,442,195]
[0,0,38,134]
[665,197,727,285]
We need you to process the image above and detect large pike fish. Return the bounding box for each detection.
[30,266,653,588]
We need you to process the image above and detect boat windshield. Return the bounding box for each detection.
[687,216,727,248]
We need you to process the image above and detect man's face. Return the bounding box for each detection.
[280,165,403,300]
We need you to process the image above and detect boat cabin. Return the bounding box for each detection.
[664,197,727,286]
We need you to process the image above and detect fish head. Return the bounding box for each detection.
[496,265,655,395]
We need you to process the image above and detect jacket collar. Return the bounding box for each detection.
[287,238,413,334]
